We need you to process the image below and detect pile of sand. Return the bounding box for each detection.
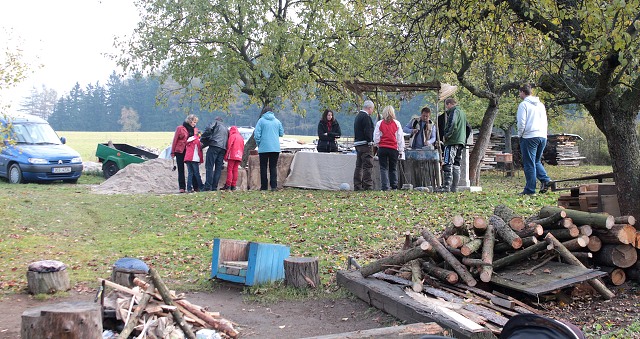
[92,158,183,195]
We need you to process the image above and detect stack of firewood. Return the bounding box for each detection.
[357,204,637,335]
[100,268,239,338]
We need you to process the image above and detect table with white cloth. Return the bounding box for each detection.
[284,151,380,190]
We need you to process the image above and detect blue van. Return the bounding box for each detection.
[0,113,83,184]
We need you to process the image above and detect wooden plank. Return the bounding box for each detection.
[336,270,495,339]
[491,261,606,296]
[300,322,445,339]
[222,261,249,269]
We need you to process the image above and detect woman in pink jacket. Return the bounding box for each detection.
[182,116,204,192]
[222,126,245,190]
[171,114,202,193]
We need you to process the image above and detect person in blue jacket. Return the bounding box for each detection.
[254,106,284,191]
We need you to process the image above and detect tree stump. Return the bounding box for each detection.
[26,260,70,295]
[284,257,320,288]
[111,257,149,288]
[21,301,102,339]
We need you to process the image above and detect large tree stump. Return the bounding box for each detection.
[111,257,149,288]
[21,302,102,339]
[284,257,320,288]
[27,260,70,295]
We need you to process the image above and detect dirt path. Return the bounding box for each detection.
[0,283,399,339]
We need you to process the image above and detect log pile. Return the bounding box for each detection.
[510,134,585,167]
[100,268,239,338]
[356,204,638,335]
[557,182,621,217]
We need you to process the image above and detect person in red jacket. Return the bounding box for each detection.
[171,114,201,193]
[373,105,405,191]
[222,126,245,191]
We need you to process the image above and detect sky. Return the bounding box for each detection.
[0,0,140,107]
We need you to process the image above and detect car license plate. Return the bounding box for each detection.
[52,167,72,174]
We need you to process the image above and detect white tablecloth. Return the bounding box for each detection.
[284,152,359,190]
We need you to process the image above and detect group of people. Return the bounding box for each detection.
[171,106,285,193]
[347,82,551,194]
[170,115,245,193]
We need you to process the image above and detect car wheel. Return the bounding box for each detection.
[8,164,23,184]
[102,161,119,179]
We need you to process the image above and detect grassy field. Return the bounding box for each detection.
[60,131,316,162]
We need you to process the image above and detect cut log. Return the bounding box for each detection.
[409,260,423,292]
[599,266,626,286]
[460,238,483,256]
[614,215,636,226]
[284,257,320,289]
[579,225,593,236]
[545,233,615,300]
[514,223,544,238]
[440,215,467,240]
[359,242,435,277]
[594,224,636,245]
[490,215,522,249]
[21,302,102,339]
[588,236,603,252]
[473,216,487,233]
[26,260,70,295]
[543,226,580,240]
[422,229,477,287]
[593,244,637,268]
[529,210,567,228]
[149,268,196,339]
[480,223,495,283]
[571,252,593,266]
[562,235,590,251]
[175,299,239,338]
[494,204,525,231]
[493,241,550,270]
[446,235,471,249]
[421,261,459,284]
[539,206,614,229]
[494,236,538,253]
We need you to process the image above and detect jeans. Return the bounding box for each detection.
[204,146,225,191]
[353,144,374,190]
[520,137,551,194]
[378,147,399,190]
[259,152,280,190]
[186,161,203,192]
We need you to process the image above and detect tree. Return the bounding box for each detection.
[19,85,58,120]
[119,107,141,132]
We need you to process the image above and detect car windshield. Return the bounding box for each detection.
[12,123,62,144]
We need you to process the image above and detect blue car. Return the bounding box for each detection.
[0,113,83,184]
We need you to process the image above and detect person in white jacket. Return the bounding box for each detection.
[517,83,552,195]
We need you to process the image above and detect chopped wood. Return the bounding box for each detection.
[480,223,495,282]
[528,210,567,227]
[446,235,471,249]
[117,280,155,339]
[543,226,580,240]
[175,299,239,338]
[593,244,638,268]
[494,236,538,253]
[539,206,614,229]
[493,241,551,271]
[359,242,436,277]
[588,236,603,252]
[490,215,523,249]
[421,261,459,284]
[410,260,423,292]
[149,268,197,339]
[460,238,483,256]
[599,266,626,286]
[544,233,615,300]
[579,225,593,236]
[473,216,487,233]
[614,215,636,226]
[594,224,636,245]
[514,223,544,238]
[562,235,590,251]
[423,229,477,287]
[494,204,525,231]
[452,214,465,227]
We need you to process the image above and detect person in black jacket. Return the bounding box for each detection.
[352,100,375,191]
[200,116,229,191]
[317,109,342,152]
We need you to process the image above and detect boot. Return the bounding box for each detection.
[439,167,452,192]
[221,184,230,191]
[451,166,461,192]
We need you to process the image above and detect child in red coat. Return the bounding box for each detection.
[222,126,245,190]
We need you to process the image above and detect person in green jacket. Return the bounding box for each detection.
[438,98,468,192]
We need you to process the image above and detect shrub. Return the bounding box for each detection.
[561,116,611,165]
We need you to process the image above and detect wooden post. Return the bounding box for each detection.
[284,257,320,288]
[21,302,102,339]
[544,233,615,300]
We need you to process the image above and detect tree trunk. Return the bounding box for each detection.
[468,98,501,186]
[22,302,102,339]
[284,257,320,288]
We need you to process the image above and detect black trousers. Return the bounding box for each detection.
[259,152,280,190]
